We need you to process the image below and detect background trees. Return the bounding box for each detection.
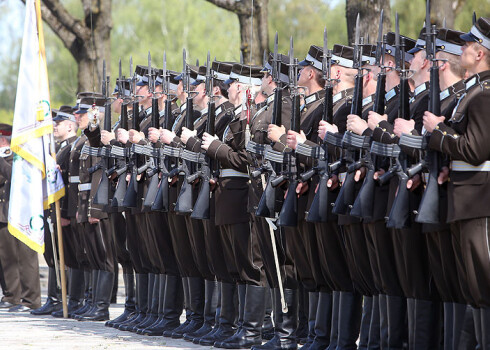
[0,0,489,124]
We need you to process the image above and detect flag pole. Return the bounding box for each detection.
[35,0,68,318]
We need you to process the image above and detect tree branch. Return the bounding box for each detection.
[204,0,251,16]
[42,0,89,39]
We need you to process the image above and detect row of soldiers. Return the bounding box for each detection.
[29,13,490,350]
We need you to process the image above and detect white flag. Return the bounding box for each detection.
[8,0,64,253]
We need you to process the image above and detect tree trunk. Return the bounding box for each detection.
[346,0,391,46]
[21,0,112,94]
[205,0,268,65]
[431,0,464,28]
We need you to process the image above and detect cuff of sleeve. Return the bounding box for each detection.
[206,139,224,159]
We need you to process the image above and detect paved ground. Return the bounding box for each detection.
[0,256,203,349]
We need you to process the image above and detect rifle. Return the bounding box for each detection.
[252,32,284,219]
[187,51,217,220]
[174,48,196,214]
[294,28,334,223]
[377,13,412,229]
[332,14,366,216]
[350,11,386,219]
[400,1,441,224]
[138,52,164,211]
[110,60,130,209]
[122,57,140,208]
[93,60,113,206]
[151,52,173,212]
[276,36,301,227]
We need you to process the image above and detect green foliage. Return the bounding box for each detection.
[2,0,489,118]
[269,0,347,56]
[392,0,490,40]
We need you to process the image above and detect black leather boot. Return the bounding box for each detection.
[325,291,339,350]
[358,296,372,350]
[336,291,362,350]
[452,303,474,350]
[296,287,309,344]
[479,307,490,350]
[386,295,406,350]
[237,283,246,327]
[412,299,440,350]
[74,270,99,320]
[199,281,238,346]
[78,270,115,321]
[261,288,274,341]
[118,273,149,330]
[142,274,184,336]
[215,284,266,349]
[308,292,332,350]
[163,277,190,337]
[184,279,219,341]
[300,291,319,350]
[137,274,166,334]
[32,267,61,315]
[132,274,160,332]
[457,304,477,350]
[52,268,85,318]
[443,302,455,350]
[368,295,380,349]
[106,272,136,327]
[378,294,389,350]
[252,288,299,350]
[171,276,205,338]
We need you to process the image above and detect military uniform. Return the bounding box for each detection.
[0,139,41,310]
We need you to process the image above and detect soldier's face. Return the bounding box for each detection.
[113,97,123,114]
[409,50,426,76]
[137,85,150,103]
[261,73,274,95]
[76,112,89,130]
[227,81,240,105]
[194,83,207,109]
[460,42,479,70]
[54,120,68,140]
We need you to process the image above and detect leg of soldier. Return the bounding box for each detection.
[284,225,318,349]
[14,237,41,310]
[0,223,21,306]
[342,223,378,350]
[197,210,238,345]
[215,222,266,349]
[180,216,215,341]
[32,217,61,315]
[315,221,353,350]
[453,218,490,349]
[366,221,406,349]
[395,224,440,350]
[105,211,135,327]
[78,218,115,322]
[0,259,5,297]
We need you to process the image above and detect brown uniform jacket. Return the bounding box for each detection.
[68,135,86,219]
[0,152,13,223]
[206,105,250,225]
[429,70,490,222]
[56,136,77,218]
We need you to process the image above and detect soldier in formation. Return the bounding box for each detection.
[16,13,490,350]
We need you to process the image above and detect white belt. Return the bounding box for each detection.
[220,169,249,178]
[451,160,490,172]
[338,172,347,184]
[78,183,92,191]
[69,176,80,183]
[422,172,429,183]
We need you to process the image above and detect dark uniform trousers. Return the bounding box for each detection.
[0,223,41,308]
[123,212,149,274]
[81,219,116,273]
[108,212,132,274]
[146,211,180,276]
